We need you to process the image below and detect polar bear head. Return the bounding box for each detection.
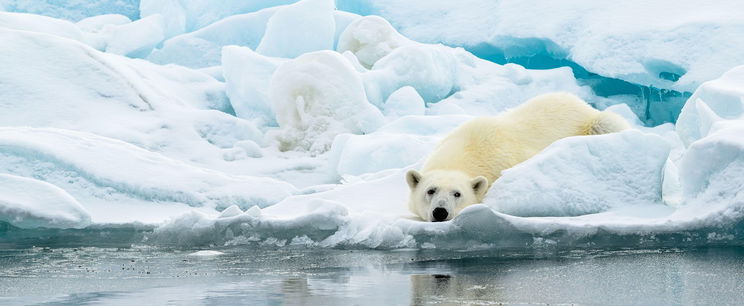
[406,169,488,222]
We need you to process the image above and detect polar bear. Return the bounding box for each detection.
[406,92,630,222]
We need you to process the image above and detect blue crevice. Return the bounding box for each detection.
[466,41,692,126]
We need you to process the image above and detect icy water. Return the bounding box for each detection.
[1,246,743,305]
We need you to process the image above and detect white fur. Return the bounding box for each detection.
[406,92,629,221]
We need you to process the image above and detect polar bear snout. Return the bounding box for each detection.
[432,207,449,222]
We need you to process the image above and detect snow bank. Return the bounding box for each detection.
[256,0,335,58]
[0,173,90,229]
[0,28,271,175]
[328,133,436,177]
[269,50,384,153]
[486,130,671,217]
[676,65,744,147]
[346,1,744,92]
[0,128,295,224]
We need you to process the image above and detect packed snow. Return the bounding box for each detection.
[1,0,743,251]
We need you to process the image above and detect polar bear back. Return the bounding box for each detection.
[421,93,626,186]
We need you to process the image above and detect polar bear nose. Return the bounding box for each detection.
[432,207,448,222]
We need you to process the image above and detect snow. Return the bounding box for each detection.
[2,2,744,252]
[337,15,412,68]
[269,50,384,153]
[256,0,336,59]
[485,130,670,217]
[343,1,744,93]
[0,173,90,229]
[676,65,744,147]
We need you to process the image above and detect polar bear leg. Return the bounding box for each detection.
[586,111,631,135]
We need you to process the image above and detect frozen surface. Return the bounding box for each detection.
[0,0,139,21]
[1,2,743,253]
[0,173,90,229]
[342,1,744,93]
[256,0,335,58]
[676,65,744,147]
[486,130,670,217]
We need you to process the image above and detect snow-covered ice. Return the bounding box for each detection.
[1,1,744,252]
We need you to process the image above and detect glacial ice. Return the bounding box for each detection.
[256,0,336,58]
[676,65,744,147]
[2,2,744,252]
[0,173,90,229]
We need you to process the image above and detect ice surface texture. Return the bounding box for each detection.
[1,1,744,252]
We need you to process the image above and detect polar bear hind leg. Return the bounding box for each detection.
[586,111,630,135]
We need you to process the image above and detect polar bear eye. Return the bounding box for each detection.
[454,192,461,198]
[427,188,436,195]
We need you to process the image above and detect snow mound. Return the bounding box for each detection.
[677,65,744,147]
[679,125,744,200]
[337,15,412,68]
[383,86,426,117]
[486,130,671,217]
[256,0,335,59]
[0,173,90,229]
[0,128,295,224]
[269,50,384,153]
[0,28,272,175]
[328,132,436,178]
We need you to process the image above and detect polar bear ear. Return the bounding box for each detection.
[406,170,422,189]
[471,176,488,197]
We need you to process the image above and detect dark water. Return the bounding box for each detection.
[1,246,743,305]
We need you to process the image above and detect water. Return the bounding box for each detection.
[1,246,743,305]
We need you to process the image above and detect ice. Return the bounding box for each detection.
[148,6,357,68]
[363,44,457,107]
[256,0,335,59]
[104,14,165,58]
[0,127,295,224]
[676,65,744,147]
[328,133,436,178]
[485,130,671,217]
[0,11,84,42]
[222,45,286,126]
[3,4,744,253]
[678,125,744,200]
[269,50,384,153]
[139,0,298,34]
[0,173,90,229]
[337,15,413,68]
[147,8,278,68]
[345,1,744,93]
[0,0,139,21]
[383,86,426,117]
